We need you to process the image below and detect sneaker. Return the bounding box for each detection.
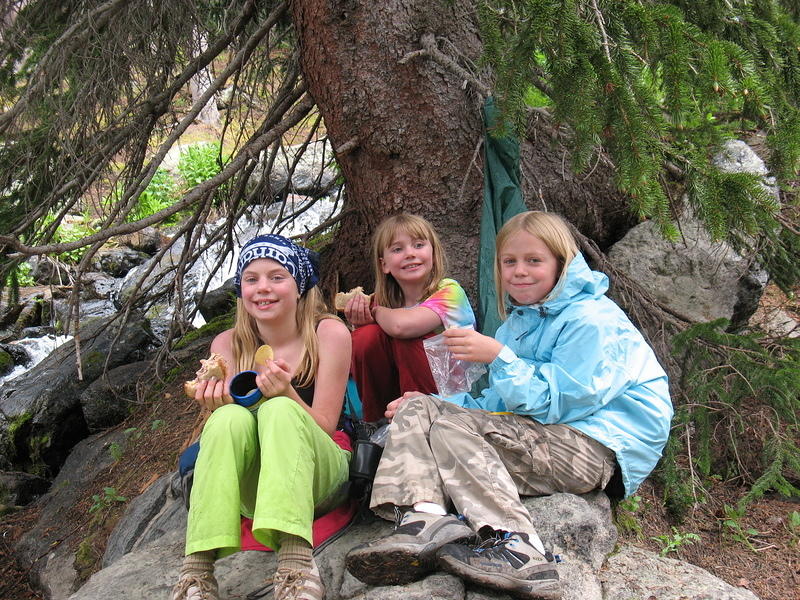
[273,558,325,600]
[171,571,219,600]
[345,509,476,585]
[437,532,561,600]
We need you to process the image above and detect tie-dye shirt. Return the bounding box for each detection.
[416,278,476,332]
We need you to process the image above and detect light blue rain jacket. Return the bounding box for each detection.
[445,252,673,497]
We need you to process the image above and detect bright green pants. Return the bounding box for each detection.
[185,396,350,556]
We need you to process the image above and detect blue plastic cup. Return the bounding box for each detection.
[229,370,264,408]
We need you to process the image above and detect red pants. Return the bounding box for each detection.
[350,324,438,422]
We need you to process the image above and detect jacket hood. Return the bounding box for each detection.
[524,252,609,315]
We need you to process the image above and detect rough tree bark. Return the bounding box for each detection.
[291,0,486,297]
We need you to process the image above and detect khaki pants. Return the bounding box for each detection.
[370,395,615,536]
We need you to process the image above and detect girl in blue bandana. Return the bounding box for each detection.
[172,234,351,600]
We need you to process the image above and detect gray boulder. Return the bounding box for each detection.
[90,247,150,278]
[0,314,152,475]
[268,139,339,196]
[79,361,152,432]
[68,487,758,600]
[15,428,127,599]
[607,140,775,329]
[601,545,758,600]
[607,217,768,328]
[194,278,236,323]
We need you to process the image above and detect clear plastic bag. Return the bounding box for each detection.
[423,329,487,397]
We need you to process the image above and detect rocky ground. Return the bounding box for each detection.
[1,285,798,600]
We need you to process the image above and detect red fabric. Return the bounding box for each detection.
[239,429,355,552]
[350,324,438,421]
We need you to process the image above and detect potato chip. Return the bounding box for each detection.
[254,344,274,365]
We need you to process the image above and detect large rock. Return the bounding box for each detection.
[607,217,768,328]
[79,361,152,432]
[194,278,236,323]
[90,247,150,278]
[0,314,153,475]
[15,428,127,599]
[601,545,759,600]
[68,487,758,600]
[607,140,775,329]
[267,139,339,196]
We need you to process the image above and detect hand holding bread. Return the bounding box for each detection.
[184,353,230,398]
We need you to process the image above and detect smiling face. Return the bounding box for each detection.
[239,258,299,322]
[499,230,560,306]
[380,230,434,291]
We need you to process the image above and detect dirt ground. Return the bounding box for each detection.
[1,286,799,600]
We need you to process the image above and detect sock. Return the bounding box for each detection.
[180,550,215,576]
[277,533,313,571]
[412,501,447,516]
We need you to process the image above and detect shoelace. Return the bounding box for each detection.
[174,572,217,599]
[273,567,322,600]
[474,532,513,554]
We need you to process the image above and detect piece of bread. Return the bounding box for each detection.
[184,353,230,398]
[334,286,370,311]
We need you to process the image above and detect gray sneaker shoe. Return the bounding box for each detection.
[345,509,476,585]
[437,532,561,600]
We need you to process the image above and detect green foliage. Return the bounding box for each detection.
[105,168,180,225]
[478,0,799,280]
[613,494,643,537]
[177,142,228,187]
[108,441,124,461]
[652,526,701,557]
[2,262,35,288]
[662,319,800,518]
[88,487,127,514]
[151,419,166,431]
[721,505,760,551]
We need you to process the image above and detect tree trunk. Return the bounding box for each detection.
[291,0,485,298]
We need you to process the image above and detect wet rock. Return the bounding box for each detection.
[0,314,153,475]
[194,278,235,323]
[91,247,150,278]
[79,361,152,432]
[0,470,49,509]
[116,227,164,255]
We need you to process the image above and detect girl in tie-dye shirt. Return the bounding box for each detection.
[344,213,476,421]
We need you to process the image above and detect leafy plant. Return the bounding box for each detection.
[151,419,165,431]
[108,442,124,461]
[130,168,178,223]
[652,526,701,557]
[721,505,760,552]
[177,142,227,187]
[88,487,127,514]
[124,427,142,441]
[614,494,643,537]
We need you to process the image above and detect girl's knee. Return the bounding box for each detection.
[351,324,386,356]
[202,403,254,438]
[256,395,307,426]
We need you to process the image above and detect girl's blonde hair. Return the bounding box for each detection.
[231,286,336,388]
[494,211,579,319]
[372,213,447,308]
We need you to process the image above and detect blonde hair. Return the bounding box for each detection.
[372,213,447,308]
[231,286,337,388]
[494,211,579,319]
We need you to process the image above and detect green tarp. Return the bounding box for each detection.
[477,97,527,336]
